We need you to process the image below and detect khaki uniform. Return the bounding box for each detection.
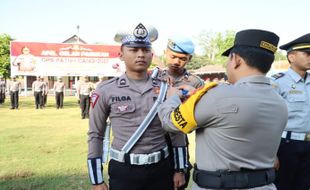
[7,80,21,109]
[54,81,65,109]
[77,81,93,118]
[88,74,186,188]
[32,80,45,109]
[88,74,186,156]
[159,76,288,190]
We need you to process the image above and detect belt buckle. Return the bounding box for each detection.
[306,134,310,141]
[137,154,149,165]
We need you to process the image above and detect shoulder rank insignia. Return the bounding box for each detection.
[96,77,118,90]
[271,73,285,80]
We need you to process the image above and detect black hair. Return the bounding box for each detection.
[230,46,275,74]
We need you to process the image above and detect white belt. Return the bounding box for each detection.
[282,131,310,141]
[110,146,169,165]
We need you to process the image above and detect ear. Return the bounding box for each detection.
[232,53,242,69]
[118,51,124,61]
[287,52,295,63]
[188,55,193,61]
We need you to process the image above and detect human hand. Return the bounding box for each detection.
[177,85,196,96]
[92,183,109,190]
[173,172,185,189]
[274,156,280,170]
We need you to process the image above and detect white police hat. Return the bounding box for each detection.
[167,36,195,54]
[114,23,158,48]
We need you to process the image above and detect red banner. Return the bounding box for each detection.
[10,41,124,76]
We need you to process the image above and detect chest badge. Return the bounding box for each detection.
[117,105,129,112]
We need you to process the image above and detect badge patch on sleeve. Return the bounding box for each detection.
[91,93,100,108]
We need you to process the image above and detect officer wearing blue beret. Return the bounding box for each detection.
[159,36,204,190]
[159,29,288,189]
[271,33,310,190]
[87,23,187,190]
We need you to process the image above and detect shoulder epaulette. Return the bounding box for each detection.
[189,74,204,83]
[271,73,285,80]
[96,77,118,90]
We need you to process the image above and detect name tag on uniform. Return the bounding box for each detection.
[288,90,303,94]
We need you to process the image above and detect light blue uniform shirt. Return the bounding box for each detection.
[271,67,310,133]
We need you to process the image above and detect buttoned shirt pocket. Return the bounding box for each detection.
[287,94,306,111]
[110,101,136,118]
[217,104,239,114]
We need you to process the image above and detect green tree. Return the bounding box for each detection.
[194,30,235,67]
[0,34,12,78]
[275,50,287,61]
[186,54,208,70]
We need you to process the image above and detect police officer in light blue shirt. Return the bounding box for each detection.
[271,33,310,190]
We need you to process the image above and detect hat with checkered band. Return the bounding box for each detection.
[114,23,158,48]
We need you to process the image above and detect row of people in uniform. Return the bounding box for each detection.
[0,76,65,110]
[87,23,310,190]
[1,74,104,115]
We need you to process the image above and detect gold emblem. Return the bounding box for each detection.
[260,41,277,53]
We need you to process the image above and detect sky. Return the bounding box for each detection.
[0,0,309,55]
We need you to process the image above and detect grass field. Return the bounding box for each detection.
[0,96,196,190]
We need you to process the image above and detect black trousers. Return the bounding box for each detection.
[0,92,5,104]
[55,92,64,108]
[108,157,174,190]
[10,91,19,109]
[80,95,90,118]
[34,91,43,109]
[43,94,47,106]
[275,138,310,190]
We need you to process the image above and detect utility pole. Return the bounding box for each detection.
[76,25,80,44]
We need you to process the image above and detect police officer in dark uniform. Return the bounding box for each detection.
[271,33,310,190]
[159,29,288,190]
[87,23,186,190]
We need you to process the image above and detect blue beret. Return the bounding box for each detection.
[114,23,158,48]
[167,37,195,54]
